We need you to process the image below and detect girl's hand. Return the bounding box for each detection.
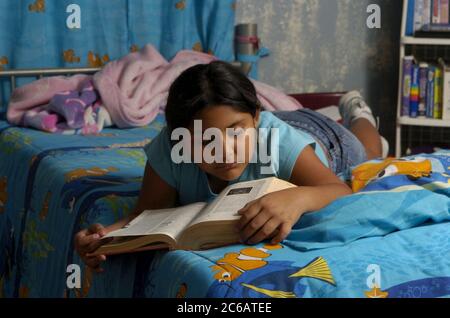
[74,224,109,273]
[72,163,178,273]
[235,188,306,245]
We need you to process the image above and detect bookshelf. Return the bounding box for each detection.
[402,36,450,45]
[398,116,450,126]
[396,0,450,157]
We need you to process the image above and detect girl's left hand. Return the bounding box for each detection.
[235,188,306,245]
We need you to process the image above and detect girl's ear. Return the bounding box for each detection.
[253,109,261,127]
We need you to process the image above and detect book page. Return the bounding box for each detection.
[190,178,272,224]
[103,202,207,239]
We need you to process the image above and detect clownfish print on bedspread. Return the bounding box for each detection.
[351,157,433,192]
[351,156,450,193]
[207,244,336,298]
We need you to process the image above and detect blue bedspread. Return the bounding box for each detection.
[0,117,166,297]
[1,118,450,298]
[144,155,450,298]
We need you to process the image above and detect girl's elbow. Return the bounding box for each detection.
[337,183,353,196]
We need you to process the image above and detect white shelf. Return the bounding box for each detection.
[396,0,450,157]
[402,36,450,46]
[398,116,450,127]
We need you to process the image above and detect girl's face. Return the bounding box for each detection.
[189,105,260,182]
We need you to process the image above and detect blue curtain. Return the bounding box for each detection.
[0,0,236,114]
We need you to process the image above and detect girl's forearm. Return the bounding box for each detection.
[294,183,352,213]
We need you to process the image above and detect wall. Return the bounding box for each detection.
[236,0,403,152]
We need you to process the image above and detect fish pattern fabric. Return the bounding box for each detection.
[1,117,450,298]
[0,116,165,297]
[143,152,450,298]
[0,0,237,114]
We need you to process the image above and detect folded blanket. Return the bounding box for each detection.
[7,44,302,132]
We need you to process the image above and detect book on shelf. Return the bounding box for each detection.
[442,0,450,23]
[438,58,450,120]
[406,0,416,36]
[401,56,444,119]
[92,177,296,255]
[402,56,414,116]
[413,0,431,34]
[431,0,449,23]
[432,0,440,23]
[434,66,443,118]
[419,63,429,117]
[426,65,436,118]
[410,0,450,36]
[411,64,421,118]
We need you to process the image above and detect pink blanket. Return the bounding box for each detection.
[8,45,301,129]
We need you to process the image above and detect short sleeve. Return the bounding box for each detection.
[278,126,315,180]
[144,127,178,188]
[260,112,316,181]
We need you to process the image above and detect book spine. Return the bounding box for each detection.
[419,63,429,117]
[434,67,442,119]
[442,62,450,120]
[402,56,414,116]
[423,0,432,27]
[441,0,449,24]
[410,65,420,118]
[432,0,441,23]
[407,0,416,35]
[426,66,435,118]
[415,0,425,31]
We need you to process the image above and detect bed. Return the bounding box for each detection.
[1,68,450,298]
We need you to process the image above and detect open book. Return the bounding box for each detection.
[94,177,296,255]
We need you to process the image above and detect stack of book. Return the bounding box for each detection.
[400,56,450,120]
[406,0,450,36]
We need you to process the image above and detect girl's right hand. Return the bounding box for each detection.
[74,224,109,273]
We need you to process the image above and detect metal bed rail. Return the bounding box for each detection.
[0,61,243,94]
[0,67,101,93]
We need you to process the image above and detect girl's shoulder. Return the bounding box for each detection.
[258,111,317,148]
[258,111,289,129]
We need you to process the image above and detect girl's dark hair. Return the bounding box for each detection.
[165,61,261,132]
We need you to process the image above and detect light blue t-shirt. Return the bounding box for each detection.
[144,111,329,205]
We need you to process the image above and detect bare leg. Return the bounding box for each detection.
[349,118,382,160]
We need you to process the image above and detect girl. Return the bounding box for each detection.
[75,61,387,272]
